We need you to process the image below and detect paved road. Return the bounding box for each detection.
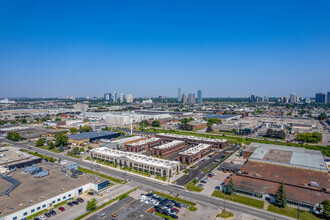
[9,141,294,220]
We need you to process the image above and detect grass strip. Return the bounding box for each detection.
[267,204,320,220]
[216,210,234,218]
[78,166,126,184]
[212,190,264,209]
[184,178,203,192]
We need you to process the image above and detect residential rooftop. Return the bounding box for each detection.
[153,140,184,150]
[179,144,211,156]
[157,133,227,143]
[126,138,161,146]
[92,147,179,169]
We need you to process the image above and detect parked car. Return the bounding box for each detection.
[49,210,56,215]
[44,212,51,217]
[67,202,74,207]
[72,200,79,205]
[198,184,204,187]
[215,186,221,190]
[88,191,94,195]
[58,207,65,211]
[200,180,207,184]
[77,197,84,203]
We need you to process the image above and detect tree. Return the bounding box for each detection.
[225,178,236,195]
[152,120,161,127]
[321,199,330,219]
[69,127,78,134]
[80,147,85,152]
[36,138,44,147]
[275,182,287,208]
[88,146,93,150]
[7,132,21,141]
[55,133,68,146]
[47,140,55,149]
[318,112,327,120]
[72,147,80,155]
[21,118,27,123]
[179,123,194,131]
[82,125,92,132]
[55,118,61,121]
[231,129,237,134]
[264,129,286,139]
[86,198,98,211]
[206,126,213,132]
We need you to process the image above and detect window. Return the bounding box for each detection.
[57,198,60,202]
[52,200,55,204]
[37,206,41,210]
[42,205,46,208]
[31,209,35,213]
[63,196,66,199]
[68,194,71,197]
[23,212,27,216]
[13,217,17,220]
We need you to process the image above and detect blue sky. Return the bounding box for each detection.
[0,0,329,98]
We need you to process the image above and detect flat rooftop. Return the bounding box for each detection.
[92,147,179,169]
[126,138,161,146]
[111,136,144,144]
[153,140,184,150]
[0,146,40,167]
[179,144,211,156]
[68,131,120,140]
[246,143,327,172]
[0,163,107,216]
[157,133,227,143]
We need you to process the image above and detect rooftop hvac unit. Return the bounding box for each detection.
[311,181,319,187]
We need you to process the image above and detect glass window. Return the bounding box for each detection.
[68,194,71,197]
[37,207,41,210]
[57,198,60,202]
[31,209,35,213]
[23,212,27,216]
[52,200,55,204]
[42,204,46,208]
[13,217,17,220]
[63,196,66,199]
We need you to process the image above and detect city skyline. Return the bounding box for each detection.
[1,1,330,97]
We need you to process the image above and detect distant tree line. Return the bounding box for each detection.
[264,129,286,139]
[296,132,322,143]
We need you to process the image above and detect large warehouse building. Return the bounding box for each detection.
[67,131,120,144]
[226,143,330,210]
[91,147,180,177]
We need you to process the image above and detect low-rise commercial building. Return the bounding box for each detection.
[103,136,147,150]
[124,138,162,153]
[91,147,180,177]
[178,144,212,164]
[151,140,185,157]
[155,133,227,149]
[0,163,109,220]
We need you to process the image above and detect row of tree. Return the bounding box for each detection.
[296,132,322,143]
[264,129,286,139]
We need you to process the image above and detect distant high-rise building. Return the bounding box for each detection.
[290,93,296,104]
[126,94,133,103]
[250,95,256,103]
[327,91,330,104]
[120,93,125,103]
[112,92,117,103]
[315,93,326,103]
[182,94,188,104]
[104,93,111,101]
[188,93,195,103]
[178,88,182,103]
[197,90,202,104]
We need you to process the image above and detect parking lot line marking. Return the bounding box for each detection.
[111,199,136,216]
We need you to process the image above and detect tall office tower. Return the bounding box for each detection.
[327,91,330,104]
[250,95,256,103]
[112,92,117,103]
[178,88,182,103]
[126,94,133,103]
[197,90,202,104]
[290,93,296,104]
[182,94,188,104]
[120,93,125,103]
[104,93,111,101]
[315,93,326,103]
[188,93,195,103]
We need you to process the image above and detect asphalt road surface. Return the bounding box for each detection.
[8,141,294,220]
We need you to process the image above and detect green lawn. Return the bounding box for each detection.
[38,145,60,153]
[21,149,57,162]
[66,153,82,158]
[267,204,321,220]
[216,210,235,218]
[211,190,264,209]
[152,191,197,211]
[78,166,126,184]
[184,179,203,192]
[155,211,175,219]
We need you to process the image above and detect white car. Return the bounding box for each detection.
[40,216,46,220]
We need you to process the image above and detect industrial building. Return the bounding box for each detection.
[178,144,212,164]
[124,138,162,153]
[151,140,185,157]
[0,146,42,173]
[67,131,120,144]
[102,136,147,150]
[155,133,227,149]
[226,143,330,210]
[91,147,180,177]
[0,163,109,220]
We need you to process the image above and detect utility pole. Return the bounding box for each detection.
[224,193,226,211]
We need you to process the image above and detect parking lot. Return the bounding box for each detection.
[198,170,232,195]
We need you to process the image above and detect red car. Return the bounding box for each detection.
[173,208,180,213]
[207,174,213,177]
[58,207,65,211]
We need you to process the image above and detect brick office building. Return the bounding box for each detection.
[178,144,212,164]
[151,140,185,157]
[124,138,162,153]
